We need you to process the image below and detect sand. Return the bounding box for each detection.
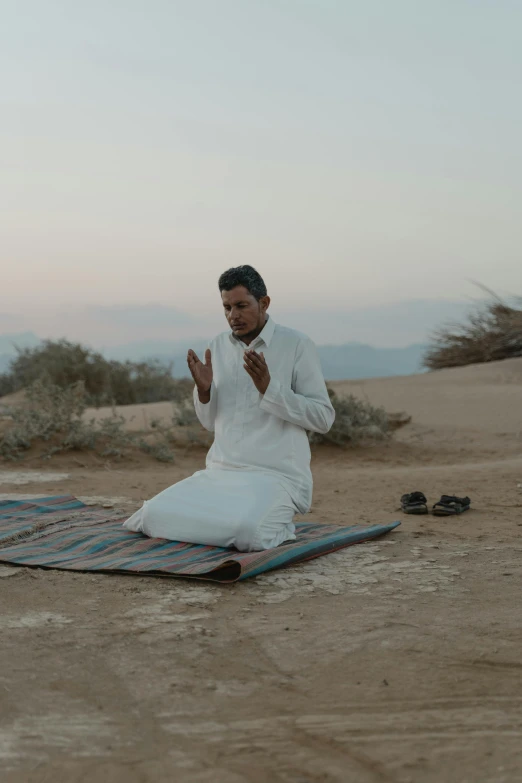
[1,358,522,782]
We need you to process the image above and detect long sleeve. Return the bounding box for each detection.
[259,337,335,434]
[193,383,217,432]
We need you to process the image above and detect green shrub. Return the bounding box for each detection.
[0,380,182,462]
[0,339,189,406]
[0,374,16,397]
[0,372,398,459]
[1,380,87,458]
[137,438,175,463]
[309,388,389,447]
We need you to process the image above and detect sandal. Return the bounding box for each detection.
[432,495,471,516]
[400,491,428,515]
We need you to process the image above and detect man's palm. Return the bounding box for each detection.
[187,349,213,392]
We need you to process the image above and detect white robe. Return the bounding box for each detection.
[123,317,335,551]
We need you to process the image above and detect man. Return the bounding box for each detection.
[123,265,335,551]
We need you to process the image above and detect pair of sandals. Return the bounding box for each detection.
[401,491,471,517]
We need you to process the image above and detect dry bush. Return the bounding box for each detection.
[1,376,399,459]
[0,339,189,406]
[0,380,132,460]
[309,388,390,447]
[0,380,197,462]
[170,386,394,449]
[173,398,202,433]
[148,398,210,448]
[424,297,522,370]
[0,374,16,398]
[136,435,176,463]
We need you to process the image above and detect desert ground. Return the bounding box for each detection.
[1,358,521,783]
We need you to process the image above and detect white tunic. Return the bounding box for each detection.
[194,316,335,513]
[123,317,335,551]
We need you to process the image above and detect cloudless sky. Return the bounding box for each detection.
[1,0,521,343]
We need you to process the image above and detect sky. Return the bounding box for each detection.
[1,0,521,347]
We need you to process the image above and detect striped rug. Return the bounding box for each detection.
[0,496,400,582]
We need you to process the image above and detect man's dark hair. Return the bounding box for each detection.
[218,265,267,300]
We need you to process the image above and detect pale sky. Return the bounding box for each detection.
[1,0,521,346]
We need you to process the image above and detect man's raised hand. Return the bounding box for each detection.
[187,349,213,399]
[244,350,271,395]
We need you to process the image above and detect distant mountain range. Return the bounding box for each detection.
[316,342,426,380]
[0,332,427,381]
[105,338,427,379]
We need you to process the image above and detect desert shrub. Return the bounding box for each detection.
[308,388,389,447]
[2,341,108,401]
[1,380,88,458]
[167,377,194,404]
[62,413,134,458]
[0,380,170,461]
[1,376,396,458]
[0,339,190,406]
[0,374,16,397]
[173,398,199,428]
[104,359,188,406]
[424,297,522,370]
[137,437,175,463]
[148,399,208,448]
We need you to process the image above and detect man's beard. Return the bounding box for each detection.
[233,316,267,342]
[236,325,257,340]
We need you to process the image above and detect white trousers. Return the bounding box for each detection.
[122,468,297,552]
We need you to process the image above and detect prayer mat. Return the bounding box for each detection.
[0,496,400,583]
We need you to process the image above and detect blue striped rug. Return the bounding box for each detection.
[0,496,400,582]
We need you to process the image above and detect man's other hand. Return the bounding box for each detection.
[187,349,213,400]
[244,350,271,395]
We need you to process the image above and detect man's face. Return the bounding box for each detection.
[221,285,269,338]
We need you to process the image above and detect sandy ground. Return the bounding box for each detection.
[1,358,522,783]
